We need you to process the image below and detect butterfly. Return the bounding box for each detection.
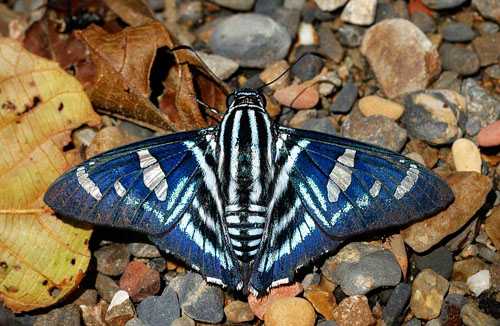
[44,86,454,296]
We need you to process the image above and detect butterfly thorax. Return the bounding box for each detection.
[217,90,276,264]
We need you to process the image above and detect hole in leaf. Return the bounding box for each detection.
[0,262,7,269]
[71,258,76,265]
[42,280,48,286]
[49,286,61,298]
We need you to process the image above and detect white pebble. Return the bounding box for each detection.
[467,270,490,296]
[298,22,317,45]
[108,290,130,311]
[452,138,481,173]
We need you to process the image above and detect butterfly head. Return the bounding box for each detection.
[226,89,267,113]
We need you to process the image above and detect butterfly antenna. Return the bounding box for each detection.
[189,94,223,120]
[257,51,328,92]
[169,45,237,93]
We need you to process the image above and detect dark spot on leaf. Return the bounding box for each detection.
[0,262,7,269]
[29,81,35,87]
[71,258,76,265]
[13,264,22,270]
[84,239,89,245]
[1,100,16,111]
[58,102,64,111]
[7,286,19,293]
[124,88,131,93]
[23,96,41,114]
[42,280,48,286]
[49,286,61,298]
[443,103,449,108]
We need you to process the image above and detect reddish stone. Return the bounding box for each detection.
[477,120,500,147]
[273,84,319,110]
[332,295,375,326]
[247,282,303,320]
[119,261,160,302]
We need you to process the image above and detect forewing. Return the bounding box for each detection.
[44,127,218,236]
[275,125,454,239]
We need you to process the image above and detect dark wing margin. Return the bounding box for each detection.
[274,125,454,239]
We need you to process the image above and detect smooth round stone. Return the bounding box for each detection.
[361,19,441,99]
[467,270,491,296]
[211,0,254,10]
[304,284,336,320]
[485,64,500,78]
[381,283,412,326]
[411,11,436,34]
[321,242,401,296]
[412,246,453,280]
[125,318,147,326]
[342,113,408,152]
[471,33,500,66]
[440,22,477,42]
[439,43,480,76]
[196,52,239,80]
[248,282,303,320]
[451,138,482,173]
[341,0,377,26]
[255,0,284,14]
[472,0,500,24]
[402,89,466,145]
[301,117,338,136]
[332,295,375,326]
[478,120,500,147]
[265,297,316,326]
[421,0,467,9]
[461,78,500,135]
[358,95,404,120]
[126,243,161,258]
[410,269,449,320]
[329,77,357,113]
[136,287,180,326]
[170,317,195,326]
[313,0,348,11]
[224,300,254,323]
[274,84,319,110]
[210,14,291,68]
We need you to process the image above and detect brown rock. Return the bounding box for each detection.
[95,273,120,303]
[361,19,441,99]
[274,84,320,110]
[478,120,500,147]
[358,95,404,120]
[248,282,303,320]
[119,261,160,302]
[304,284,336,320]
[401,172,492,252]
[451,257,490,282]
[80,299,109,326]
[486,206,500,250]
[95,244,130,276]
[410,269,449,320]
[264,297,316,326]
[405,138,439,168]
[224,300,254,323]
[104,290,135,326]
[471,33,500,66]
[260,60,290,91]
[332,295,375,326]
[288,109,318,128]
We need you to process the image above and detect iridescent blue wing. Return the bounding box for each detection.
[274,125,454,239]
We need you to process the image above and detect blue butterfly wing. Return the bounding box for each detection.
[275,125,454,239]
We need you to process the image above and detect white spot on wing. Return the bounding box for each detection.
[76,166,102,200]
[114,180,126,197]
[370,180,381,198]
[137,149,168,201]
[327,149,356,202]
[206,277,226,287]
[271,278,289,288]
[394,164,419,200]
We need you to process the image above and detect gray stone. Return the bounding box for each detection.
[412,246,453,279]
[403,89,466,145]
[319,23,344,63]
[211,0,255,10]
[439,43,480,76]
[210,14,291,68]
[472,0,500,24]
[196,52,239,80]
[446,217,479,252]
[440,22,477,42]
[437,294,467,324]
[318,321,339,326]
[475,21,499,36]
[342,112,408,151]
[338,24,365,48]
[329,77,357,113]
[125,318,147,326]
[301,117,338,136]
[411,11,436,34]
[95,272,120,303]
[321,242,401,296]
[0,304,34,326]
[421,0,467,9]
[432,71,461,93]
[471,33,500,66]
[381,283,412,326]
[174,273,224,323]
[461,303,500,326]
[136,287,180,326]
[375,2,396,22]
[404,319,422,326]
[170,317,195,326]
[272,7,301,38]
[485,64,500,79]
[461,78,500,136]
[292,45,324,81]
[127,243,161,258]
[284,0,306,9]
[255,0,283,14]
[95,243,130,276]
[314,0,348,11]
[33,304,80,326]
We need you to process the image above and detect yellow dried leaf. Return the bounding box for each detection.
[0,37,101,312]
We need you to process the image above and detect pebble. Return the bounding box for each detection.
[195,52,239,80]
[337,25,364,48]
[211,0,254,10]
[260,60,290,91]
[485,64,500,78]
[402,172,492,252]
[288,109,318,128]
[412,246,453,279]
[440,22,477,42]
[210,14,291,68]
[318,23,344,63]
[485,206,500,250]
[471,33,500,66]
[318,321,339,326]
[321,242,401,296]
[248,282,303,320]
[105,290,135,326]
[313,0,348,11]
[461,78,500,136]
[405,138,439,168]
[467,270,491,296]
[171,273,224,323]
[331,295,375,326]
[136,287,180,326]
[80,300,109,326]
[410,269,449,320]
[120,261,161,302]
[255,0,284,14]
[341,113,408,152]
[96,272,121,303]
[358,95,404,120]
[402,89,466,145]
[265,297,316,326]
[224,300,254,323]
[33,304,80,326]
[0,302,34,325]
[437,294,468,324]
[316,71,342,96]
[451,257,490,282]
[461,303,500,326]
[304,284,336,320]
[421,0,467,9]
[439,43,480,76]
[432,70,461,93]
[381,283,412,326]
[125,318,146,326]
[72,288,98,306]
[329,77,357,113]
[126,243,161,259]
[272,7,302,38]
[476,21,500,35]
[451,138,482,172]
[274,84,319,109]
[95,244,130,276]
[148,257,166,273]
[403,319,420,326]
[472,0,500,24]
[411,11,436,34]
[361,19,441,99]
[301,117,338,136]
[340,0,377,25]
[170,317,195,326]
[291,45,324,81]
[298,22,318,46]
